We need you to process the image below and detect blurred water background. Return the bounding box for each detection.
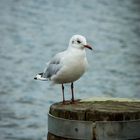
[0,0,140,139]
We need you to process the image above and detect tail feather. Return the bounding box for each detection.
[34,73,47,81]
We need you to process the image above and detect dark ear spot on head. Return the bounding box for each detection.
[72,40,74,44]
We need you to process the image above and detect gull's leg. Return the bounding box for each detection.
[62,84,65,103]
[71,82,74,102]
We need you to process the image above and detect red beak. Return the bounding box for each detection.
[84,44,93,50]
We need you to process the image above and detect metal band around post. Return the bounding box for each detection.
[95,119,140,140]
[48,113,94,140]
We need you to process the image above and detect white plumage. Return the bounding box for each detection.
[34,35,92,103]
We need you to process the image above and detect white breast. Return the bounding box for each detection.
[52,49,88,84]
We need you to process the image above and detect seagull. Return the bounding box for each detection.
[34,35,93,104]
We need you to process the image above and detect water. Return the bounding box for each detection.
[0,0,140,139]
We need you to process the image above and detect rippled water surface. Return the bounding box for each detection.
[0,0,140,139]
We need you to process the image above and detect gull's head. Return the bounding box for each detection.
[69,35,92,50]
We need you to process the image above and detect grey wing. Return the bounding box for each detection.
[43,53,63,79]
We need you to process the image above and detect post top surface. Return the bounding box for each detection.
[49,97,140,121]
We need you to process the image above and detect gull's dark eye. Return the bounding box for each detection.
[77,40,81,44]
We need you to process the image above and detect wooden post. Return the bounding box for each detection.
[47,97,140,140]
